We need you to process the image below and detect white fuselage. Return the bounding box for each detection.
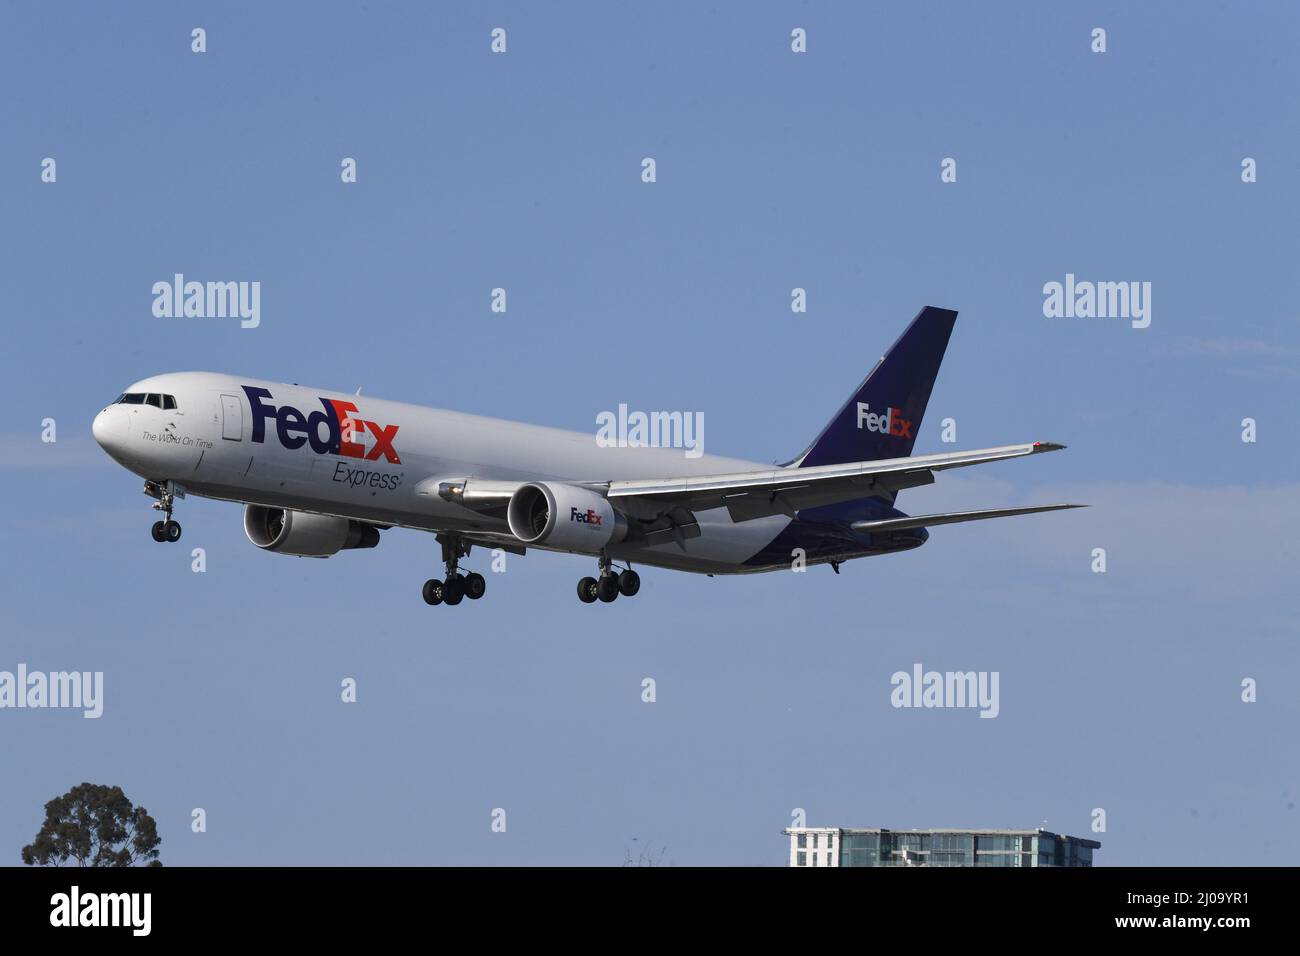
[91,372,808,573]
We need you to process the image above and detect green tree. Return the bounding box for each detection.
[622,839,670,867]
[21,783,162,867]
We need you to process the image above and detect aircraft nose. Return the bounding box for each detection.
[92,407,125,456]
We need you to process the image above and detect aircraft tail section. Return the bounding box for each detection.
[790,306,956,471]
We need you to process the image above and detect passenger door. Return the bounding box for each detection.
[220,394,243,441]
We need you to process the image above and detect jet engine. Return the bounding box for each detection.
[506,482,628,553]
[243,505,380,557]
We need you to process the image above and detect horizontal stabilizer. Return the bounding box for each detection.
[851,503,1085,533]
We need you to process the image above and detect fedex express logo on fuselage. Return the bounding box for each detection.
[242,386,401,464]
[856,402,912,439]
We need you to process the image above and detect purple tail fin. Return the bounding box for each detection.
[791,306,957,469]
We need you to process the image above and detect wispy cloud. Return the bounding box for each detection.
[1175,338,1300,359]
[917,476,1300,604]
[0,435,110,469]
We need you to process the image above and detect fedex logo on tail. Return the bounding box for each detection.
[570,506,603,526]
[856,402,912,439]
[242,386,401,464]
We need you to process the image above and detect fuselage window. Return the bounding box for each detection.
[163,394,177,410]
[121,393,145,405]
[145,394,163,408]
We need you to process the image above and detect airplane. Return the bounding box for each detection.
[91,306,1082,606]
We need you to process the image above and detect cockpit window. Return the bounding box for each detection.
[114,392,177,407]
[114,392,176,408]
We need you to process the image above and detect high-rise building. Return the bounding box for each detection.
[785,827,1100,867]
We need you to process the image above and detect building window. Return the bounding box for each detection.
[797,834,806,849]
[796,851,806,866]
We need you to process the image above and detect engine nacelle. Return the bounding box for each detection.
[506,482,627,554]
[243,505,380,557]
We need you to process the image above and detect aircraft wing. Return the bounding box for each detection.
[606,441,1068,523]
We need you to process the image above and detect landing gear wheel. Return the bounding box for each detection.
[577,576,599,604]
[617,569,640,597]
[442,574,465,606]
[431,535,474,607]
[422,579,444,606]
[597,575,620,603]
[147,481,184,542]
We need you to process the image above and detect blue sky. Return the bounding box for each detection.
[1,1,1297,865]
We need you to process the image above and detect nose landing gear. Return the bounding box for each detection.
[422,534,487,607]
[145,480,184,543]
[150,520,182,543]
[577,556,639,604]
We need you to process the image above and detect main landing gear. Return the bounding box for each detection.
[577,555,640,605]
[146,480,183,543]
[422,534,487,608]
